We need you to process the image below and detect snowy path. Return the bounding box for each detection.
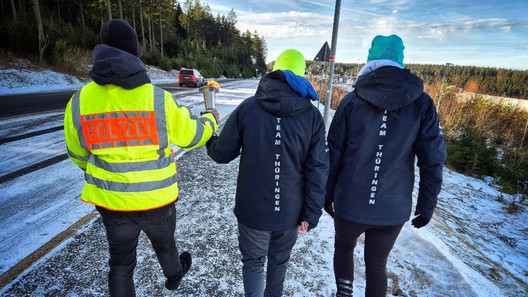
[0,145,495,296]
[3,141,525,296]
[0,78,527,296]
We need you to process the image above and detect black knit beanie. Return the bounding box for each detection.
[100,19,141,57]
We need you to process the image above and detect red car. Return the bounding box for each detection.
[178,68,205,87]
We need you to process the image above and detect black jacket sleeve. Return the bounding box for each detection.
[413,94,447,219]
[301,112,329,228]
[325,93,352,203]
[206,107,242,164]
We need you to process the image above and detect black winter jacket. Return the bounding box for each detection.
[207,71,329,231]
[326,66,446,225]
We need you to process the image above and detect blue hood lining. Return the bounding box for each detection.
[281,70,318,101]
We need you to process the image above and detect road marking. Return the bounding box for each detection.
[0,211,98,289]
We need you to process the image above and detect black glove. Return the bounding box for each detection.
[206,135,219,148]
[324,200,335,218]
[411,214,430,229]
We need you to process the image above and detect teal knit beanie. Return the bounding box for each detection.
[367,35,405,67]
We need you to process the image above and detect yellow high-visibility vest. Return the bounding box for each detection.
[64,82,217,211]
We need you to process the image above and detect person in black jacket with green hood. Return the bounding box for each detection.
[325,35,446,297]
[206,49,329,297]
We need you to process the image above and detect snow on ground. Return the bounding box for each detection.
[0,63,527,296]
[0,59,179,95]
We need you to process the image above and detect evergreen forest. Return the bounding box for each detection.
[0,0,268,78]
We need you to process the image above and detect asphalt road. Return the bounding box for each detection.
[0,90,75,118]
[0,83,184,119]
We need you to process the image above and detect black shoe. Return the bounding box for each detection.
[165,252,192,290]
[180,251,192,275]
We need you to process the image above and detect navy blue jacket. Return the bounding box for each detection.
[207,70,329,231]
[326,66,446,225]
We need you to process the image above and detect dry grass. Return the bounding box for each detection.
[308,77,528,148]
[429,82,528,148]
[309,78,349,110]
[1,48,92,79]
[52,47,92,78]
[0,50,42,71]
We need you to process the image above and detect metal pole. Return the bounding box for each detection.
[437,62,453,113]
[318,61,325,109]
[323,0,342,129]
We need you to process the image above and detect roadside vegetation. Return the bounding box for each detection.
[428,81,528,212]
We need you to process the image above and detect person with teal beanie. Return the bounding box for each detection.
[206,49,329,296]
[325,35,446,296]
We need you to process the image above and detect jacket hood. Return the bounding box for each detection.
[355,66,424,111]
[89,44,150,89]
[254,70,314,117]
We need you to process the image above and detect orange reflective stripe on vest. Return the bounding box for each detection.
[81,110,159,150]
[72,86,167,153]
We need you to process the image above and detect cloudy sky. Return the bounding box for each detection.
[204,0,528,70]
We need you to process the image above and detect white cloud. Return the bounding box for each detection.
[239,10,331,26]
[298,0,333,9]
[236,11,333,39]
[206,3,235,14]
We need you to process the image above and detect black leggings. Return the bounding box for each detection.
[334,215,404,297]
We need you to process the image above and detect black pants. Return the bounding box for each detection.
[97,203,182,297]
[334,215,404,297]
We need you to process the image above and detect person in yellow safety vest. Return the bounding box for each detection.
[63,19,219,297]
